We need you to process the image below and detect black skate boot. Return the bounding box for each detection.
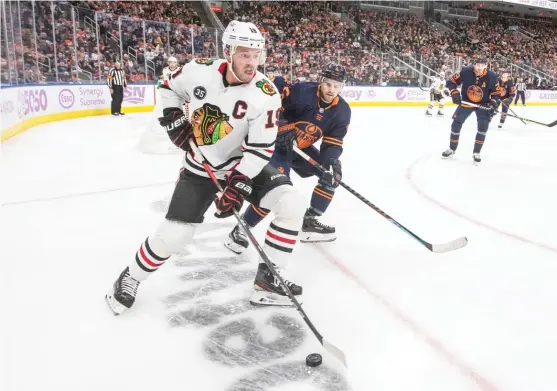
[105,266,140,315]
[300,209,336,243]
[224,224,249,254]
[441,149,455,159]
[250,263,302,307]
[473,153,481,165]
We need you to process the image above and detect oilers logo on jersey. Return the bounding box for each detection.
[278,121,324,149]
[467,85,484,103]
[191,103,233,145]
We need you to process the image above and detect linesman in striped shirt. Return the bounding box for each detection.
[107,62,127,115]
[514,78,527,106]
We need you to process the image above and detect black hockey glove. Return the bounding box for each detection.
[450,90,462,105]
[319,158,342,188]
[158,107,193,151]
[487,98,500,119]
[214,170,253,219]
[276,121,296,152]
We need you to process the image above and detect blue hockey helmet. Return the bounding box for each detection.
[321,62,346,83]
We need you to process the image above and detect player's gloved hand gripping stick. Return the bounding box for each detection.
[188,139,347,368]
[293,145,469,253]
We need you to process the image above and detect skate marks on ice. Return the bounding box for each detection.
[163,225,351,390]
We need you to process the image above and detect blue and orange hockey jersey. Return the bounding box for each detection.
[278,82,351,163]
[447,66,501,105]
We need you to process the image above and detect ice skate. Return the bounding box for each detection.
[437,111,444,117]
[473,153,482,165]
[250,263,302,307]
[224,224,249,254]
[498,123,503,129]
[105,266,140,315]
[441,149,455,159]
[425,110,433,116]
[300,210,336,243]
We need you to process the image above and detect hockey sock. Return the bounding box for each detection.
[310,184,334,215]
[130,237,170,281]
[499,114,506,124]
[243,204,269,227]
[473,131,487,153]
[450,122,463,151]
[263,222,298,267]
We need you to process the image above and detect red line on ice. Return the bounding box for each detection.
[314,244,503,391]
[406,155,557,254]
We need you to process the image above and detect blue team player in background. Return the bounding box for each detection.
[265,66,288,94]
[496,70,516,129]
[443,56,502,165]
[225,62,351,254]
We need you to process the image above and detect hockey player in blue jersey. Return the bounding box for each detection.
[496,70,516,129]
[265,66,288,94]
[225,62,351,254]
[443,57,502,165]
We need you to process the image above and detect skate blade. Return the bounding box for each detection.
[105,293,126,316]
[224,240,247,255]
[249,290,302,307]
[473,160,481,166]
[300,232,336,243]
[441,154,455,160]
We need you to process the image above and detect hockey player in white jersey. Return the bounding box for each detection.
[425,71,447,117]
[106,20,307,314]
[161,56,180,79]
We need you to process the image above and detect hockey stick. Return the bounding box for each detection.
[188,140,347,367]
[502,101,527,125]
[462,101,557,127]
[293,145,468,253]
[418,82,430,92]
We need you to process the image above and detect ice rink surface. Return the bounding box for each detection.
[1,105,556,391]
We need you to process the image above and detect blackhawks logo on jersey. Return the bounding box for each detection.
[256,80,277,96]
[191,103,233,146]
[195,58,215,66]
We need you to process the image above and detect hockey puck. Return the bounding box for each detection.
[306,353,322,367]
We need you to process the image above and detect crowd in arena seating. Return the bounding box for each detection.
[2,1,555,88]
[224,1,421,86]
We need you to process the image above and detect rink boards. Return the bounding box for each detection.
[1,84,556,142]
[0,84,155,142]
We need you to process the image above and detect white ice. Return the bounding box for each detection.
[1,105,557,391]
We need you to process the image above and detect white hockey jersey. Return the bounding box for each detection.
[429,77,446,94]
[160,59,281,180]
[161,65,181,79]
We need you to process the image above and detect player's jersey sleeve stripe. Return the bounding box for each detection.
[241,147,272,162]
[243,139,275,148]
[322,136,343,147]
